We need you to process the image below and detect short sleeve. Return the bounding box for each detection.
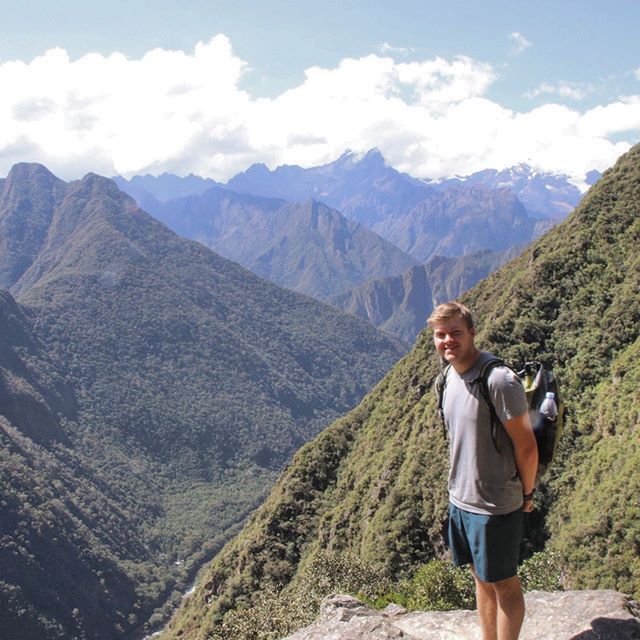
[487,366,528,423]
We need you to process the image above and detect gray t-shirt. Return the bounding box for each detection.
[441,351,528,515]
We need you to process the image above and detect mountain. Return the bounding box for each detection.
[121,152,577,275]
[0,163,405,639]
[162,143,640,639]
[147,188,418,300]
[113,172,223,203]
[585,169,602,186]
[0,288,160,639]
[0,289,73,446]
[330,246,525,343]
[227,148,435,227]
[112,173,225,224]
[372,184,539,262]
[123,154,588,231]
[228,152,551,263]
[435,164,589,220]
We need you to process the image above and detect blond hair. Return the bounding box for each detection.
[427,302,474,330]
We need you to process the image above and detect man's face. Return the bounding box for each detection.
[432,315,477,371]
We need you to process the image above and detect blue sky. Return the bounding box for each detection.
[1,0,639,183]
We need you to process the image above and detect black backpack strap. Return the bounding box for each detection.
[438,358,520,453]
[435,364,452,438]
[471,357,511,453]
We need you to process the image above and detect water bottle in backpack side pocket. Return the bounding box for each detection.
[539,391,558,421]
[534,392,557,466]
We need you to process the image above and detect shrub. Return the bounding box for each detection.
[211,550,392,640]
[374,559,475,612]
[519,551,564,592]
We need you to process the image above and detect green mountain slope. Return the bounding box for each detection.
[0,164,404,638]
[0,289,159,639]
[162,143,640,639]
[329,246,525,344]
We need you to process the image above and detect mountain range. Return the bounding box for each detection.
[112,173,222,208]
[225,148,591,227]
[434,163,595,220]
[114,150,587,341]
[0,145,608,638]
[227,149,435,229]
[0,163,404,639]
[161,143,640,640]
[368,183,538,261]
[140,188,418,300]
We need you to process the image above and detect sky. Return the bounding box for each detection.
[1,0,639,187]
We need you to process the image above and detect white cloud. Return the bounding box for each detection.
[577,97,640,137]
[525,81,594,101]
[0,35,638,186]
[394,56,497,105]
[508,32,532,55]
[0,36,252,179]
[378,43,415,55]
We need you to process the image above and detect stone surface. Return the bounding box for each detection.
[282,591,640,640]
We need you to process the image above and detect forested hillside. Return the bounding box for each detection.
[329,246,524,343]
[0,289,159,638]
[0,163,404,639]
[162,144,640,639]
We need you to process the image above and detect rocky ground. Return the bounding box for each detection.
[283,590,640,639]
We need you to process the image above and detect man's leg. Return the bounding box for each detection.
[473,569,525,640]
[493,575,525,640]
[473,568,498,640]
[453,507,525,639]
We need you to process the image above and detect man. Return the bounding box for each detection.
[428,302,538,640]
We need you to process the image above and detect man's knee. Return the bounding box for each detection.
[472,566,498,598]
[492,575,522,591]
[473,569,522,597]
[491,575,524,606]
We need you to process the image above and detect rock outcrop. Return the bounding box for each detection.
[283,591,640,640]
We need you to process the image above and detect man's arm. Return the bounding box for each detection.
[503,413,538,512]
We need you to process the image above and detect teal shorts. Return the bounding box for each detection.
[448,503,523,583]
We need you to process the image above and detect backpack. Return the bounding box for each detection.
[435,358,564,484]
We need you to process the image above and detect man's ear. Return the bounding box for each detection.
[470,326,476,338]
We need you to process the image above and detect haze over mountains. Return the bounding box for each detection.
[0,163,404,639]
[371,184,535,261]
[115,172,222,204]
[162,143,640,640]
[227,149,434,229]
